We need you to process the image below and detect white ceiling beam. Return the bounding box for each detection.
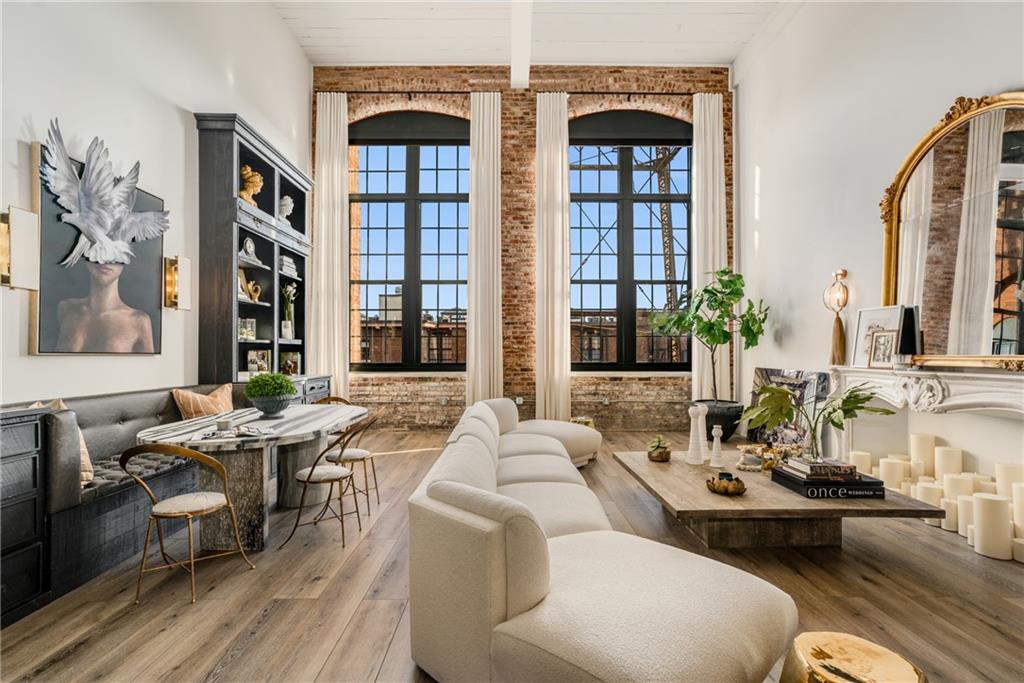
[509,0,533,89]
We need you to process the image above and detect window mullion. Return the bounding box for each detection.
[405,145,421,367]
[619,146,635,367]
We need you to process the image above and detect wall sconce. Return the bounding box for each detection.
[822,268,849,365]
[164,256,191,310]
[0,206,40,291]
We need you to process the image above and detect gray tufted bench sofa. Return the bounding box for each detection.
[6,383,248,598]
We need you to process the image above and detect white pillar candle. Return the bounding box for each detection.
[967,524,975,546]
[977,481,998,494]
[849,450,872,474]
[879,458,906,490]
[957,495,974,537]
[871,466,880,478]
[900,479,913,496]
[940,498,958,532]
[1013,483,1024,538]
[973,494,1013,560]
[995,463,1024,497]
[934,447,963,480]
[943,473,975,500]
[909,433,935,477]
[916,483,945,527]
[1013,538,1024,564]
[918,475,935,484]
[888,453,910,462]
[910,484,919,499]
[910,461,925,480]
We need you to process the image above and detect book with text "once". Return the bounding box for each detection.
[772,468,886,499]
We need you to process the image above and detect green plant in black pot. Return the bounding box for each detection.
[244,372,297,419]
[650,267,768,442]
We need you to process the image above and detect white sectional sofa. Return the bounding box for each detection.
[408,399,799,682]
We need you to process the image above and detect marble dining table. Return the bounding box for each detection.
[136,403,367,551]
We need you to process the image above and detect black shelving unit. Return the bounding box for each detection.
[195,113,313,382]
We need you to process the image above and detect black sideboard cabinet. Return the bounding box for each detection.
[1,408,51,626]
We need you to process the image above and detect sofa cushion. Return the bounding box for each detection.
[482,398,520,434]
[497,483,612,538]
[491,531,799,683]
[497,455,587,487]
[464,402,501,441]
[428,440,498,492]
[511,419,602,463]
[447,418,499,464]
[172,383,233,420]
[498,433,570,460]
[82,452,192,503]
[32,398,93,486]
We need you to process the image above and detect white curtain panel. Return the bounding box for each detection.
[466,92,504,404]
[534,93,572,420]
[309,92,350,395]
[691,93,730,401]
[947,109,1005,355]
[898,150,934,308]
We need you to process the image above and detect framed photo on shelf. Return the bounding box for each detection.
[851,305,903,368]
[238,318,256,341]
[280,351,301,375]
[246,349,270,374]
[867,330,899,368]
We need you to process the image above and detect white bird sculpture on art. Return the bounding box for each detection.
[41,119,169,267]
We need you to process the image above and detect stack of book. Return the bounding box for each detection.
[280,255,299,279]
[772,458,885,499]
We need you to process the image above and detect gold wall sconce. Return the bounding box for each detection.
[823,268,849,365]
[164,256,192,310]
[0,206,41,291]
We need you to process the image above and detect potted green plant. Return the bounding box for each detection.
[650,268,768,441]
[647,435,671,462]
[244,372,297,419]
[741,383,894,462]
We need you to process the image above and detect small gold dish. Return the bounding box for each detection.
[706,477,747,496]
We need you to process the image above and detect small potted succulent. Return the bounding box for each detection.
[647,435,672,462]
[244,372,297,419]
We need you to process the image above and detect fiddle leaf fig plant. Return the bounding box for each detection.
[650,268,768,402]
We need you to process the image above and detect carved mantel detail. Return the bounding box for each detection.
[893,375,946,413]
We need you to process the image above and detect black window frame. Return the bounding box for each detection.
[349,112,470,372]
[569,111,693,372]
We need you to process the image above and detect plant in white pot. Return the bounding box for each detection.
[244,372,297,419]
[650,268,768,441]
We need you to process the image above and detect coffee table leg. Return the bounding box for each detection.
[684,517,843,548]
[277,436,330,509]
[199,446,269,552]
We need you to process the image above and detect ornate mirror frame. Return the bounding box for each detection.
[880,90,1024,372]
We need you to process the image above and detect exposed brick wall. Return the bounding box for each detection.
[314,66,731,430]
[571,375,693,432]
[349,374,466,429]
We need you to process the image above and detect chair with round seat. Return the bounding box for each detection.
[278,413,379,550]
[317,397,381,514]
[119,443,255,605]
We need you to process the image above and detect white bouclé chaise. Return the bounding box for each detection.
[482,398,602,466]
[409,400,799,682]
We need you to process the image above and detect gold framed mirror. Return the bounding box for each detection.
[880,91,1024,371]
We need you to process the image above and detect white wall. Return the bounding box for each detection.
[1,2,311,403]
[732,2,1024,464]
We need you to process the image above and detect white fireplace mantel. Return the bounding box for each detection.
[827,366,1024,459]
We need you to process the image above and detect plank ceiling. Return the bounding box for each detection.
[273,1,781,67]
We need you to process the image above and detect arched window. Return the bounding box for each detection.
[568,111,693,370]
[348,112,470,369]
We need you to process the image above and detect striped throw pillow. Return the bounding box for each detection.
[172,384,234,420]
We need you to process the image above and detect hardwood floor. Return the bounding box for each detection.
[3,430,1022,682]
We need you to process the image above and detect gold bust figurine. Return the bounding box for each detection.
[238,164,264,206]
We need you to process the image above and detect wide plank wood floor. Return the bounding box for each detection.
[3,430,1022,682]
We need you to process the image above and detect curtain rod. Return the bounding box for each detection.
[325,90,700,98]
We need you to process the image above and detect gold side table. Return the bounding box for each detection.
[570,416,595,429]
[781,631,927,683]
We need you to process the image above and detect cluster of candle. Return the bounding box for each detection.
[848,433,1024,563]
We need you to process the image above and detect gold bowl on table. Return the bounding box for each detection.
[706,477,747,496]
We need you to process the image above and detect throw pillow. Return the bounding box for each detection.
[172,384,234,420]
[31,398,94,487]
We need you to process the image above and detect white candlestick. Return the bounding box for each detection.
[916,483,944,527]
[939,498,957,532]
[1012,482,1024,538]
[967,524,975,547]
[909,433,935,477]
[849,450,872,474]
[973,494,1013,560]
[697,404,709,461]
[957,494,974,537]
[1013,538,1024,564]
[879,458,905,490]
[686,405,704,465]
[977,481,998,494]
[709,425,724,468]
[995,463,1024,497]
[943,473,975,501]
[934,447,963,480]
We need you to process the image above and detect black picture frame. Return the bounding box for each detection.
[33,146,163,355]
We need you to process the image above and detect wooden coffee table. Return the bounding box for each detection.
[613,451,944,548]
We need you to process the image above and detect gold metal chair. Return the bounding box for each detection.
[278,413,380,550]
[119,443,255,605]
[317,397,380,514]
